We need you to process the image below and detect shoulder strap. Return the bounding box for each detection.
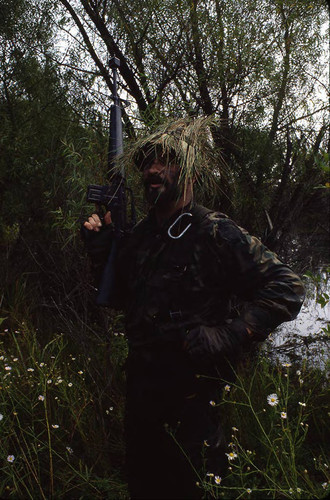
[192,204,228,224]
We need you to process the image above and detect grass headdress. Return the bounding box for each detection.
[120,116,224,198]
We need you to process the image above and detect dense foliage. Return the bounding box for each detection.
[0,1,329,497]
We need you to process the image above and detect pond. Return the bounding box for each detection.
[263,269,330,368]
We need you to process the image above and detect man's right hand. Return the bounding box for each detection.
[83,212,112,232]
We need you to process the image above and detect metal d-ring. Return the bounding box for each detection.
[167,212,193,239]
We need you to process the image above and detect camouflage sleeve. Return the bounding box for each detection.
[214,217,305,341]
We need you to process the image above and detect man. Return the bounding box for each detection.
[82,118,305,499]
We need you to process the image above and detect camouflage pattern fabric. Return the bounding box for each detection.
[83,203,305,498]
[115,203,304,345]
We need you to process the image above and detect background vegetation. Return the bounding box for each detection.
[0,0,329,497]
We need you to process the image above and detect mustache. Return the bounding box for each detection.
[144,175,167,186]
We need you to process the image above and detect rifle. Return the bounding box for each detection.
[87,56,136,306]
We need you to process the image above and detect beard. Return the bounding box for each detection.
[144,173,182,206]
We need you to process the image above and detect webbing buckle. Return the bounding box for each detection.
[169,310,183,321]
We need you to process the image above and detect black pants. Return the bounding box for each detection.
[125,393,226,499]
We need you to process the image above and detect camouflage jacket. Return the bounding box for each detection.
[84,203,304,406]
[97,203,305,347]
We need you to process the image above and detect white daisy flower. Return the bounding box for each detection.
[267,393,279,406]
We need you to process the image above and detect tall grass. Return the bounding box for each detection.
[0,325,128,499]
[197,354,329,499]
[0,322,329,498]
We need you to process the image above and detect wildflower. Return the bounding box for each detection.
[267,393,279,406]
[296,370,301,376]
[246,488,252,494]
[0,413,3,421]
[209,400,216,406]
[27,368,34,372]
[4,366,12,371]
[297,487,302,493]
[232,426,239,432]
[204,440,210,447]
[13,358,18,362]
[226,452,237,461]
[281,412,287,419]
[224,384,231,392]
[282,362,292,367]
[299,379,304,385]
[66,446,73,454]
[71,357,76,361]
[68,383,73,387]
[0,356,3,360]
[78,370,83,375]
[289,488,293,494]
[7,455,15,463]
[39,363,45,367]
[47,379,52,384]
[56,379,63,384]
[322,482,328,489]
[38,395,45,401]
[214,476,221,485]
[51,424,59,429]
[206,472,214,477]
[298,402,306,407]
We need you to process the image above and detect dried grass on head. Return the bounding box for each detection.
[118,116,226,201]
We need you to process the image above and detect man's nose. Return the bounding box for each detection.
[147,159,164,174]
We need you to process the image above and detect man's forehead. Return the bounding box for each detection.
[135,143,178,170]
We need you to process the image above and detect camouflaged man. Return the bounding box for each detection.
[82,118,305,499]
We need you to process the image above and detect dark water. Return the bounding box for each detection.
[263,270,330,368]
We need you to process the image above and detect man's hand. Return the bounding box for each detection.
[83,212,112,232]
[184,319,251,368]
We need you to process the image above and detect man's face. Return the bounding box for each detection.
[142,155,182,206]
